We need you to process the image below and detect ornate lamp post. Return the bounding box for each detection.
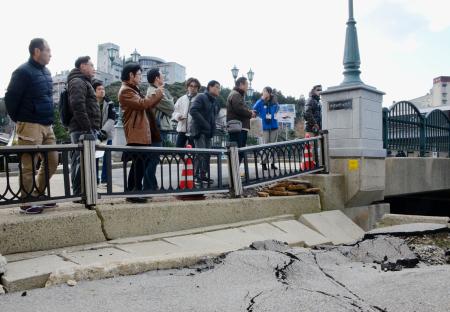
[231,65,239,83]
[246,68,254,106]
[341,0,363,86]
[107,47,124,127]
[131,49,140,63]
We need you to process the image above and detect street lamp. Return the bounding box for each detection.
[131,49,140,63]
[231,65,239,83]
[246,68,254,106]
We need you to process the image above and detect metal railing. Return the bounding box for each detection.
[383,101,450,157]
[0,144,82,208]
[238,132,328,189]
[160,130,229,149]
[0,133,328,208]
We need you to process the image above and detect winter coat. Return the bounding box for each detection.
[99,99,116,140]
[226,88,252,130]
[146,84,174,131]
[118,82,163,145]
[253,99,279,131]
[189,92,219,139]
[171,93,196,134]
[304,94,322,133]
[67,68,101,133]
[5,58,53,125]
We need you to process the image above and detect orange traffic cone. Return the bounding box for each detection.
[179,144,194,190]
[301,133,316,170]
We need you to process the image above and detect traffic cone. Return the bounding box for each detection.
[179,144,194,189]
[301,133,316,170]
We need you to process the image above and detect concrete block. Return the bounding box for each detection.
[203,228,266,249]
[62,248,135,266]
[164,234,236,254]
[0,254,6,274]
[377,214,449,228]
[0,207,106,255]
[301,174,346,210]
[1,255,77,292]
[343,203,390,231]
[97,195,321,240]
[240,223,304,246]
[117,241,182,258]
[271,220,331,247]
[299,210,365,245]
[366,223,448,238]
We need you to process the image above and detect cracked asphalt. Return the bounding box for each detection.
[1,239,449,312]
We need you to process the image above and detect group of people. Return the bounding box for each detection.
[4,38,323,213]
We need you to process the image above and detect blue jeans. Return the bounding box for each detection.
[143,142,162,190]
[96,139,113,183]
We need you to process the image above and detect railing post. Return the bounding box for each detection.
[320,130,330,173]
[419,115,426,157]
[80,134,97,208]
[382,108,388,150]
[227,142,243,197]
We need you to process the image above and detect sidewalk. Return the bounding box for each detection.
[0,209,373,293]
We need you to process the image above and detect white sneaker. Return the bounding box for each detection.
[98,183,108,189]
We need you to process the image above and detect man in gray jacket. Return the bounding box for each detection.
[146,68,174,145]
[92,80,116,186]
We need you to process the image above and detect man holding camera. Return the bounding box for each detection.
[67,56,105,197]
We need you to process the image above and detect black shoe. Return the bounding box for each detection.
[262,164,268,171]
[271,164,278,170]
[126,197,148,204]
[19,205,43,214]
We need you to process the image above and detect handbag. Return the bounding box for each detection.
[226,119,242,133]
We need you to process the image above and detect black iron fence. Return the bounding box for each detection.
[0,133,329,208]
[0,144,81,208]
[383,101,450,157]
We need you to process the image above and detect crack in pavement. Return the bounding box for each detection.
[246,291,263,312]
[312,251,387,312]
[94,207,110,240]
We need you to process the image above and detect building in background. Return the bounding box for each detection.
[409,76,450,116]
[51,42,186,103]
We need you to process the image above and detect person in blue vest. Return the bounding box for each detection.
[253,86,279,170]
[5,38,58,214]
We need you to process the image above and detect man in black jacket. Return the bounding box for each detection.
[67,56,103,197]
[189,80,221,184]
[5,38,58,214]
[304,84,322,136]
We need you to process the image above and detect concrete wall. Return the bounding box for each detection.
[385,158,450,197]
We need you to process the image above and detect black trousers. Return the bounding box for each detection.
[228,130,248,163]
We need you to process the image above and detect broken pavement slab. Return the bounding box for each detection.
[116,240,182,258]
[377,214,450,228]
[270,220,331,247]
[61,248,135,266]
[239,223,305,246]
[365,223,449,239]
[164,234,236,254]
[335,236,419,270]
[1,255,78,292]
[299,210,365,245]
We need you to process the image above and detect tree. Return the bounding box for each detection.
[53,106,70,143]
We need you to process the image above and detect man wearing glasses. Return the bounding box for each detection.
[304,84,323,137]
[171,77,201,148]
[67,56,103,197]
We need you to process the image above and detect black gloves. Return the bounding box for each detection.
[97,130,108,142]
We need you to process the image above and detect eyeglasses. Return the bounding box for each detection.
[188,84,199,88]
[316,89,322,92]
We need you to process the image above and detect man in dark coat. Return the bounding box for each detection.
[5,38,57,214]
[304,84,323,136]
[189,80,221,183]
[67,56,103,197]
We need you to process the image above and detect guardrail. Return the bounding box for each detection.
[0,133,328,209]
[383,101,450,157]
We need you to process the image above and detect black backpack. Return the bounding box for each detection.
[59,88,72,127]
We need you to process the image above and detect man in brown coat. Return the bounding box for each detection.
[118,63,163,203]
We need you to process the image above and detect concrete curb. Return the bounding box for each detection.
[97,195,321,240]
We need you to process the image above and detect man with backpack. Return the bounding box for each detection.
[5,38,58,214]
[67,56,105,197]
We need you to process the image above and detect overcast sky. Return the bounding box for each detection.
[1,0,449,106]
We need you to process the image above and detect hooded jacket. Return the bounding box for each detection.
[189,92,219,139]
[67,68,101,133]
[304,94,322,133]
[146,84,174,131]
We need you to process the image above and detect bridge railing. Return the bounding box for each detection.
[383,101,450,157]
[1,133,328,208]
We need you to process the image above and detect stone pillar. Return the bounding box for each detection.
[321,84,386,207]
